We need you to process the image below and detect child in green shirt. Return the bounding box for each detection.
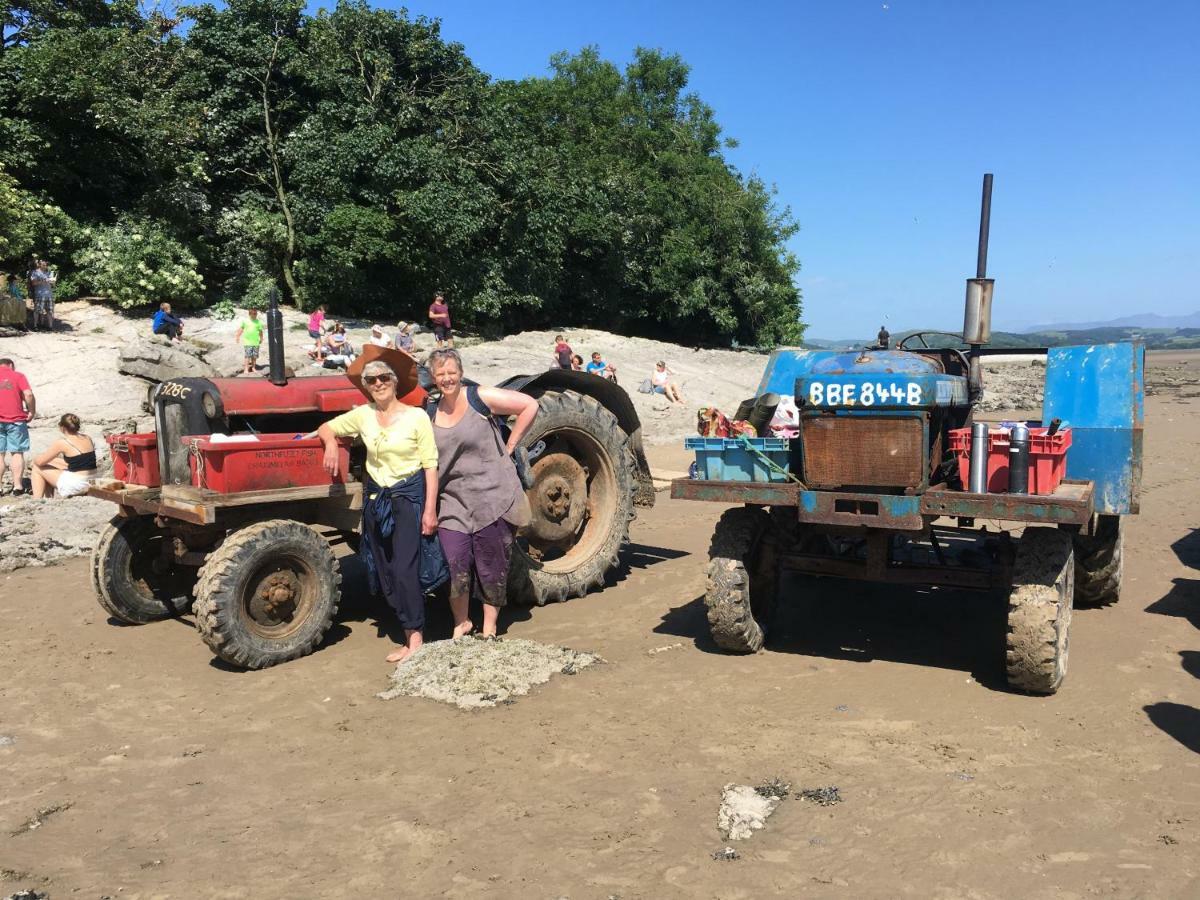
[235,308,264,375]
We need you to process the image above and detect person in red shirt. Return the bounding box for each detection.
[0,358,36,495]
[428,293,453,349]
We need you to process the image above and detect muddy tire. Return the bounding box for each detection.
[1006,527,1074,694]
[92,516,196,623]
[508,390,635,606]
[705,507,779,653]
[1069,515,1123,607]
[193,520,340,669]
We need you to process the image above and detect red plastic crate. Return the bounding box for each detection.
[182,433,350,494]
[106,432,161,487]
[948,425,1072,495]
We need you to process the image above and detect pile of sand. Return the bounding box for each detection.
[377,636,601,709]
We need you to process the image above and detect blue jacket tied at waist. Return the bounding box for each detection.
[361,471,449,594]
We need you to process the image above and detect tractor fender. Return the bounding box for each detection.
[495,370,656,508]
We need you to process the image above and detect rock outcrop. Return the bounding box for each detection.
[118,339,219,382]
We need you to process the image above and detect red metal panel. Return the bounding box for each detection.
[184,433,350,493]
[214,375,426,415]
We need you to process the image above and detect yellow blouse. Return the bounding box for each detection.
[326,403,437,486]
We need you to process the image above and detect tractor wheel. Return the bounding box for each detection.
[1068,515,1123,607]
[1006,527,1074,694]
[705,507,780,653]
[508,390,635,606]
[193,520,340,669]
[92,516,196,623]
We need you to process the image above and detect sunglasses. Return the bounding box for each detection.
[363,374,395,386]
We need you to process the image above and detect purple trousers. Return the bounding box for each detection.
[438,519,515,607]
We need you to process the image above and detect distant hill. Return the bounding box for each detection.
[1020,311,1200,332]
[806,325,1200,351]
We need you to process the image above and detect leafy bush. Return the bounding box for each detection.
[0,166,82,277]
[73,218,205,309]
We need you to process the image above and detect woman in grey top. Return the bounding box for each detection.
[428,349,538,638]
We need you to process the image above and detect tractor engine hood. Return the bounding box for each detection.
[757,349,970,410]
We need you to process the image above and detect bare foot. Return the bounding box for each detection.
[385,646,412,664]
[452,620,475,639]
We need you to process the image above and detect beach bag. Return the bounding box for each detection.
[638,378,653,394]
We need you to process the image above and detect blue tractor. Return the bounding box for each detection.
[674,176,1143,694]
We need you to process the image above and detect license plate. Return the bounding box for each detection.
[807,381,923,407]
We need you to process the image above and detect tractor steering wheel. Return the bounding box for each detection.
[896,330,969,350]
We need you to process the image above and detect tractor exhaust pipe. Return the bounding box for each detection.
[267,286,287,386]
[963,173,994,402]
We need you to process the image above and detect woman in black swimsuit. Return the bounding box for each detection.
[30,413,98,498]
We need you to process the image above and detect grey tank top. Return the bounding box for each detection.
[433,406,527,534]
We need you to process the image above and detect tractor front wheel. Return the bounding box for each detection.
[193,520,340,669]
[705,507,780,653]
[92,516,196,623]
[1006,527,1074,694]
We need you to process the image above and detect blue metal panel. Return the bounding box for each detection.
[759,349,937,394]
[1042,342,1144,515]
[757,349,969,408]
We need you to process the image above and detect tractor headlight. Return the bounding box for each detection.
[202,392,218,418]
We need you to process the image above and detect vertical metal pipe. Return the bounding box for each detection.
[976,173,993,279]
[1008,423,1030,494]
[968,421,989,493]
[267,287,287,386]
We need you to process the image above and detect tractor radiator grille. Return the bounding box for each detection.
[800,415,926,489]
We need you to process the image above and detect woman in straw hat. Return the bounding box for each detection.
[318,350,437,663]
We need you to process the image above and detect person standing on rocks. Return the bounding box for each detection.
[428,348,538,639]
[29,259,56,332]
[0,358,36,496]
[428,293,453,349]
[235,307,264,375]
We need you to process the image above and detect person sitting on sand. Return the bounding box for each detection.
[324,322,352,356]
[651,361,684,404]
[585,352,617,382]
[427,349,538,640]
[394,321,415,353]
[30,413,98,498]
[318,358,438,664]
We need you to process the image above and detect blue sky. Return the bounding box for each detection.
[376,0,1198,338]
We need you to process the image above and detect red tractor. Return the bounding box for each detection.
[90,305,655,669]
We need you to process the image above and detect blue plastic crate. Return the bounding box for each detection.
[684,436,792,483]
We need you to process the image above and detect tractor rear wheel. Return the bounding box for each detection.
[1068,515,1123,607]
[193,520,340,669]
[1006,527,1074,694]
[92,516,196,623]
[508,390,635,605]
[705,507,780,653]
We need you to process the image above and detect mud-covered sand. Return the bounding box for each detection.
[2,353,1199,896]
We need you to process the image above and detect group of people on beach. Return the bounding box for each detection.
[1,357,96,499]
[317,346,534,664]
[306,293,453,367]
[3,258,59,331]
[552,334,684,403]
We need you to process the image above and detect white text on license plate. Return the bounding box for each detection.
[808,382,922,406]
